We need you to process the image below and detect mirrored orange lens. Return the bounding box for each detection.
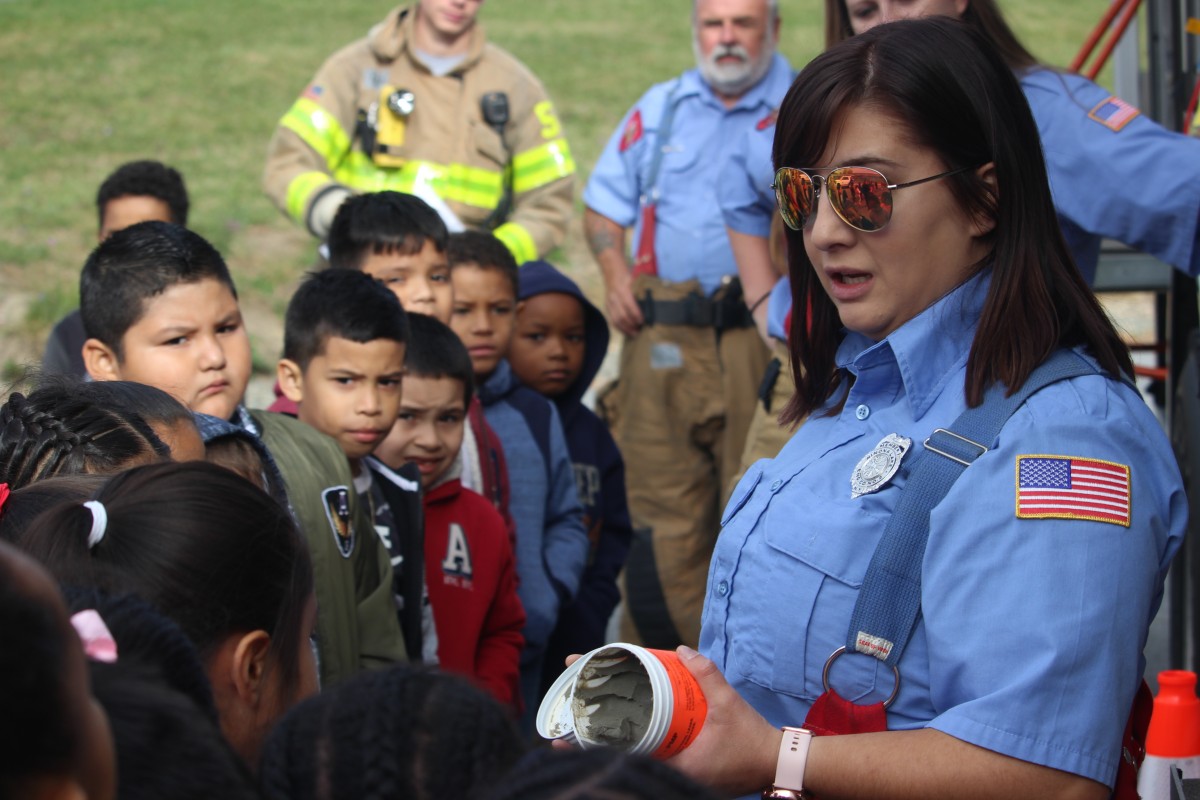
[774,168,813,231]
[828,167,893,232]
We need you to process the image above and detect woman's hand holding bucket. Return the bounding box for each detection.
[665,646,782,797]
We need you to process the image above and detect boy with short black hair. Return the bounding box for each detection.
[327,190,453,322]
[317,191,518,562]
[276,269,434,663]
[446,230,520,379]
[446,229,587,719]
[373,313,524,710]
[509,260,634,688]
[277,269,409,468]
[81,221,408,685]
[43,160,190,378]
[96,159,190,240]
[82,222,250,422]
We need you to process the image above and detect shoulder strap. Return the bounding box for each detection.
[641,80,683,205]
[845,350,1106,668]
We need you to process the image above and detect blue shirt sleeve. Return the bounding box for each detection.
[921,373,1185,785]
[719,121,777,238]
[766,277,791,341]
[1024,69,1200,279]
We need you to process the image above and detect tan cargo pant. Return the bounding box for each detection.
[614,276,769,649]
[725,337,801,503]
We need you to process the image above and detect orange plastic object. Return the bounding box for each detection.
[646,649,708,759]
[1145,671,1200,758]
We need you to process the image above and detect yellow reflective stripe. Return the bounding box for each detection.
[280,98,352,170]
[333,156,504,209]
[494,223,537,264]
[511,138,576,194]
[286,171,335,224]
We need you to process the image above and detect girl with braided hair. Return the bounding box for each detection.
[0,381,167,490]
[72,379,205,462]
[18,460,317,768]
[64,589,262,800]
[62,588,218,721]
[260,664,527,800]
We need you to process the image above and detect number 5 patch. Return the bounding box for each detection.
[534,101,562,140]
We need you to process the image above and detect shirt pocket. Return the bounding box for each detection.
[635,125,701,194]
[745,482,892,703]
[658,135,702,176]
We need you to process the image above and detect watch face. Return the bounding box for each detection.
[762,790,806,800]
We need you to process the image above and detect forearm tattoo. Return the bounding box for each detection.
[585,216,618,256]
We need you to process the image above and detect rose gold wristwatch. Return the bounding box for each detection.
[761,726,814,800]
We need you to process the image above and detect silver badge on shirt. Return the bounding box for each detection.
[850,433,912,499]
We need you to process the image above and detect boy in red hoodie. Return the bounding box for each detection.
[374,313,525,711]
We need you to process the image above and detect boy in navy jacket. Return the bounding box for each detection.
[509,260,633,689]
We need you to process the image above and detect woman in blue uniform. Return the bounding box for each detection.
[670,18,1186,800]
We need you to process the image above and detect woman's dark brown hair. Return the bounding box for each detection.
[776,18,1131,424]
[824,0,1038,70]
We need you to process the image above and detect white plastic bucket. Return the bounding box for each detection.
[535,642,707,759]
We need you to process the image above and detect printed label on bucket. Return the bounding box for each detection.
[647,649,708,759]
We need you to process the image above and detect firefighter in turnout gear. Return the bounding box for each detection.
[263,1,576,264]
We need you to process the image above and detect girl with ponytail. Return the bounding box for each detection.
[19,460,317,768]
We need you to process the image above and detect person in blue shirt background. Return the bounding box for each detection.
[662,18,1186,800]
[829,0,1200,286]
[719,120,797,492]
[582,0,793,650]
[723,0,1200,478]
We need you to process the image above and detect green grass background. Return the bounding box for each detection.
[0,0,1111,371]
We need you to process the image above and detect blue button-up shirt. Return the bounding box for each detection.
[584,54,793,295]
[700,271,1186,787]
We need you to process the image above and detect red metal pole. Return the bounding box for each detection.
[1085,0,1144,81]
[1070,0,1133,73]
[1183,76,1200,134]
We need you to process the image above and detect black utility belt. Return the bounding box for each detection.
[637,289,753,331]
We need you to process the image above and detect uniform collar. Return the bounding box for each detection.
[836,268,991,420]
[680,52,793,113]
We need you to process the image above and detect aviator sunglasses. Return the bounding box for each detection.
[772,164,974,233]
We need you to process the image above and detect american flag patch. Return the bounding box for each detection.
[303,83,324,100]
[1016,455,1131,527]
[1087,96,1140,132]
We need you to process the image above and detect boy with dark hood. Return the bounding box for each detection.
[509,260,633,686]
